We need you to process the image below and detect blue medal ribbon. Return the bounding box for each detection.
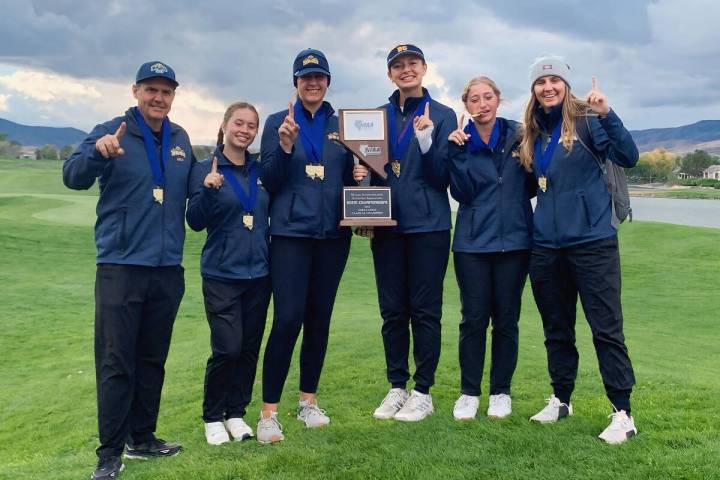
[387,93,430,160]
[533,121,562,177]
[133,107,170,187]
[218,159,258,214]
[294,101,327,164]
[465,119,500,154]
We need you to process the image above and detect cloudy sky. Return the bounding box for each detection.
[1,0,719,145]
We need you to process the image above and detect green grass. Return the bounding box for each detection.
[630,185,720,200]
[663,189,720,200]
[1,157,719,479]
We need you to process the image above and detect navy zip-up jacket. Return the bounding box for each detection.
[63,108,194,266]
[371,88,456,233]
[259,101,354,239]
[532,107,638,248]
[449,118,535,253]
[186,148,270,281]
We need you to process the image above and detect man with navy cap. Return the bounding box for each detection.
[63,61,194,480]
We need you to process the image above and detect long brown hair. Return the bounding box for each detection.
[518,84,588,171]
[217,101,260,146]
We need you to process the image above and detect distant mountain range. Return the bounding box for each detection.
[0,117,87,148]
[1,116,720,154]
[629,120,720,155]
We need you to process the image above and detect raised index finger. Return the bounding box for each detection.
[424,101,430,118]
[458,113,465,130]
[211,156,218,174]
[592,76,597,91]
[114,121,126,139]
[287,101,294,121]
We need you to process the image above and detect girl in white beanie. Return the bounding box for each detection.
[519,55,640,444]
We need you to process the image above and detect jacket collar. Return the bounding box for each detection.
[123,107,181,138]
[534,104,563,134]
[296,100,335,120]
[389,87,429,113]
[212,145,256,170]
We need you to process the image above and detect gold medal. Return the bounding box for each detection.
[242,214,254,230]
[538,176,547,193]
[391,160,401,178]
[305,164,324,180]
[153,187,164,204]
[305,164,315,179]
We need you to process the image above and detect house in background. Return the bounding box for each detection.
[702,164,720,180]
[672,165,691,179]
[18,146,38,160]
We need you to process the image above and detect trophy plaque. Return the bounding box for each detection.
[338,108,396,226]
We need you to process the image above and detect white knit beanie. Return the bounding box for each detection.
[529,55,571,88]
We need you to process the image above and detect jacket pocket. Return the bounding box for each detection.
[288,190,314,224]
[454,207,473,239]
[579,193,592,231]
[423,189,432,217]
[286,193,296,223]
[116,208,128,251]
[218,233,229,265]
[469,209,478,239]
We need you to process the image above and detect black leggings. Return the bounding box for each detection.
[262,236,350,403]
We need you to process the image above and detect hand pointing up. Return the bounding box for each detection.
[95,122,126,159]
[586,76,610,116]
[204,156,224,189]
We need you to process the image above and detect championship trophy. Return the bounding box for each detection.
[337,108,396,226]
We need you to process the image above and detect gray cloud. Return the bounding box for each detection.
[0,0,719,137]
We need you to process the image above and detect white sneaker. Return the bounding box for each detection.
[373,388,410,419]
[394,390,434,422]
[256,411,284,444]
[204,421,230,445]
[297,400,330,428]
[529,395,573,423]
[487,394,512,419]
[599,410,637,444]
[224,417,253,441]
[453,394,479,420]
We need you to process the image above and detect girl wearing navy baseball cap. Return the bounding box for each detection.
[520,55,639,444]
[353,44,457,422]
[256,48,355,443]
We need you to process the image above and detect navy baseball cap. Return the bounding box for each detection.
[135,61,178,87]
[387,44,425,66]
[293,49,331,86]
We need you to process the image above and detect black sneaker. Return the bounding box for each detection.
[124,438,182,460]
[91,456,124,479]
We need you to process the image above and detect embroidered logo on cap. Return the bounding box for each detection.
[542,64,553,70]
[303,55,319,66]
[150,63,169,74]
[396,45,408,52]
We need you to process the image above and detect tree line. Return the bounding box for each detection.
[1,131,218,161]
[628,148,719,183]
[0,132,74,160]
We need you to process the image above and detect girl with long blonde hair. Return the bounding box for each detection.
[522,55,640,445]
